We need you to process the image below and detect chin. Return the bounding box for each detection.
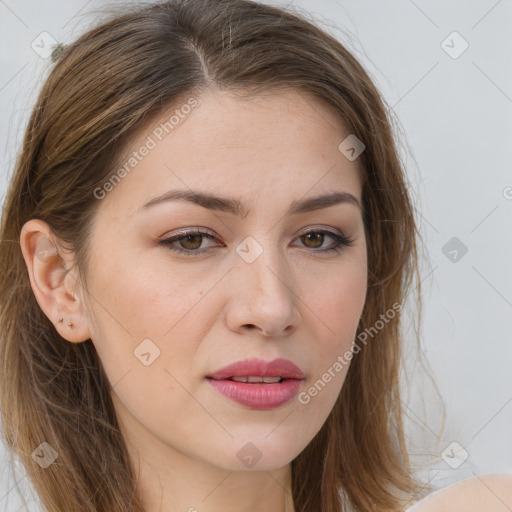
[207,435,308,472]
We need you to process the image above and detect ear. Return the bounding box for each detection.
[19,219,91,343]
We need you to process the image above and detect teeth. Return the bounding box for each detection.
[230,376,282,383]
[232,376,249,383]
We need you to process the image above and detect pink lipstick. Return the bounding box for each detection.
[206,358,304,410]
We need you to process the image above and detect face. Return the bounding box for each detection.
[70,88,367,472]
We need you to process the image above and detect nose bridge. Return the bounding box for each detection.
[236,234,289,294]
[230,234,299,335]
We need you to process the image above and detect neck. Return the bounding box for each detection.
[134,452,295,512]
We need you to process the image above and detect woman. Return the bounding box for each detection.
[0,0,510,511]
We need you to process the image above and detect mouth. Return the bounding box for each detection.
[206,358,304,410]
[207,357,305,380]
[216,375,284,383]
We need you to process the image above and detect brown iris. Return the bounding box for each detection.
[301,232,324,249]
[180,234,203,250]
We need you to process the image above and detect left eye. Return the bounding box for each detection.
[158,228,354,256]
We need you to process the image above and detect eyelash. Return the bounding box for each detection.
[158,228,354,257]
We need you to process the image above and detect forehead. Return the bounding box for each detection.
[97,88,363,217]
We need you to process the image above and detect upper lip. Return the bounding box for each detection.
[207,358,305,380]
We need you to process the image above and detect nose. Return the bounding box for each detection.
[225,245,301,338]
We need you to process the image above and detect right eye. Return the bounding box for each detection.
[158,229,222,256]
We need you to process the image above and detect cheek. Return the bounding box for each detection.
[310,257,367,340]
[303,257,367,393]
[84,259,213,434]
[88,242,213,336]
[84,249,216,389]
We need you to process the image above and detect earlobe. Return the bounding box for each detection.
[19,219,91,343]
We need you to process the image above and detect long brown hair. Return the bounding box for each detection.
[0,1,438,510]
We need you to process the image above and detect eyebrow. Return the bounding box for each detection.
[139,189,362,217]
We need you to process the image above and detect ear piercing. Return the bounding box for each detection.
[58,318,74,329]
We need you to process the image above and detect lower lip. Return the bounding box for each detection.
[206,378,302,410]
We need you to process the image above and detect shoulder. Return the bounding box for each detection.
[407,473,512,512]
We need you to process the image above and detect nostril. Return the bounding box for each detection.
[243,324,261,336]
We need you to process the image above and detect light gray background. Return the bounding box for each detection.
[1,0,511,510]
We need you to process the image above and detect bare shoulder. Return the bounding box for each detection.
[408,473,512,512]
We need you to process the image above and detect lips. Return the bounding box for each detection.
[207,357,305,380]
[206,358,304,410]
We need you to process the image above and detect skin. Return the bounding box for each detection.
[20,87,370,511]
[407,473,512,512]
